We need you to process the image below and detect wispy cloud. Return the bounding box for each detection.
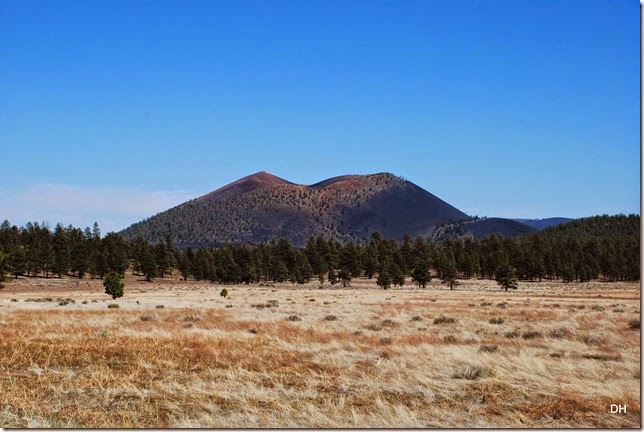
[0,184,198,233]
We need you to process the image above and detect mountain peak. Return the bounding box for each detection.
[197,171,291,202]
[123,171,470,246]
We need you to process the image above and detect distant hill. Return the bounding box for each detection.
[430,217,537,242]
[514,217,574,230]
[534,214,639,239]
[120,171,469,247]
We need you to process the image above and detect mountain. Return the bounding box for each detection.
[120,171,469,247]
[513,217,574,230]
[430,217,538,241]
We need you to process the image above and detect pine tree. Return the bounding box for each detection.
[141,247,157,281]
[103,272,124,299]
[496,261,518,291]
[338,266,352,287]
[377,269,392,290]
[52,224,70,278]
[441,252,458,290]
[411,258,431,288]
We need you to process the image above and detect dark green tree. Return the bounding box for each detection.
[376,269,392,290]
[141,247,158,281]
[496,261,518,291]
[103,272,124,299]
[411,258,431,288]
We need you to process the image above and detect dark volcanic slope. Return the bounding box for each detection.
[120,171,468,247]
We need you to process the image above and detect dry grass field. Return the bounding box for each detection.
[0,274,640,428]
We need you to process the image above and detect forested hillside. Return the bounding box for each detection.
[0,214,638,287]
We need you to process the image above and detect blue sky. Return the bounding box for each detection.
[0,0,639,232]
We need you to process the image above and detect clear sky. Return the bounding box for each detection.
[0,0,639,233]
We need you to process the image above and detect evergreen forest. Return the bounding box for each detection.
[0,215,639,288]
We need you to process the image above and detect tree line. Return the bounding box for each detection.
[0,214,639,288]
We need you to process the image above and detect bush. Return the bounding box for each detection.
[522,330,541,339]
[411,315,423,322]
[452,365,491,380]
[478,344,499,353]
[156,305,165,309]
[442,335,457,344]
[505,330,520,339]
[107,304,119,309]
[58,298,75,306]
[103,272,124,300]
[628,318,640,330]
[433,315,456,324]
[324,315,338,321]
[220,288,228,298]
[287,315,301,322]
[489,317,505,324]
[578,334,605,345]
[549,328,569,338]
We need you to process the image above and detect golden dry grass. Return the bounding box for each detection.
[0,276,640,427]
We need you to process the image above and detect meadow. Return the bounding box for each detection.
[0,275,640,428]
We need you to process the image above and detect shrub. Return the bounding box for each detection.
[156,305,165,309]
[103,272,124,300]
[380,337,392,345]
[225,304,233,308]
[220,288,228,298]
[578,334,605,345]
[442,335,457,344]
[505,330,520,339]
[481,302,492,306]
[522,330,541,339]
[452,365,491,380]
[479,344,499,353]
[58,298,75,306]
[107,304,119,309]
[381,319,397,327]
[324,315,338,321]
[248,328,258,334]
[367,324,382,331]
[433,315,456,324]
[140,315,153,321]
[411,315,423,322]
[489,317,504,324]
[287,315,301,322]
[628,318,640,330]
[10,298,18,302]
[592,305,605,312]
[549,328,569,338]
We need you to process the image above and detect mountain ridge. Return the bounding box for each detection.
[120,171,571,247]
[120,171,471,247]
